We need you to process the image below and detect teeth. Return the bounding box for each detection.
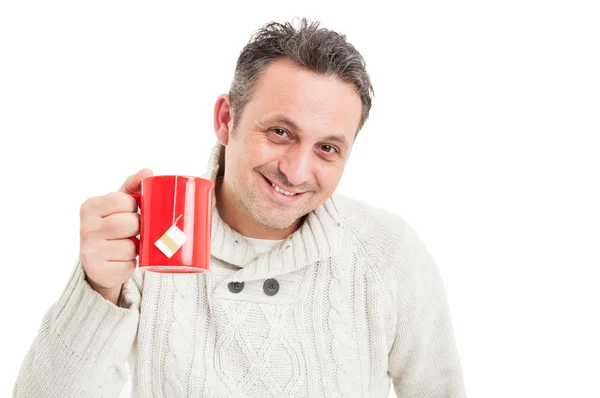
[270,181,296,196]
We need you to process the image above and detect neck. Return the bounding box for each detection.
[215,176,304,240]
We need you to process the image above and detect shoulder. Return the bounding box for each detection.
[331,192,439,285]
[332,191,414,250]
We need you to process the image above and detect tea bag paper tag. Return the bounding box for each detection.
[155,225,187,258]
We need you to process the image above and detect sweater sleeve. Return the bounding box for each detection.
[387,220,467,398]
[13,260,143,398]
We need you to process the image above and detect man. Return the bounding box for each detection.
[14,18,466,397]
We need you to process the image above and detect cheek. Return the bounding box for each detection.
[245,138,278,164]
[315,163,345,191]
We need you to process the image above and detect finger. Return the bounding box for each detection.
[100,212,140,240]
[105,260,137,278]
[80,192,138,218]
[102,239,137,262]
[118,168,154,195]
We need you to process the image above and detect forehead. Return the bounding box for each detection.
[243,58,362,139]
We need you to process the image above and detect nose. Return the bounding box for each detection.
[279,146,312,187]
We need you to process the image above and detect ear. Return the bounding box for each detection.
[214,94,233,146]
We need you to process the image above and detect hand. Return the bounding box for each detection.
[79,168,153,304]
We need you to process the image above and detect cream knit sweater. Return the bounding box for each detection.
[14,143,466,397]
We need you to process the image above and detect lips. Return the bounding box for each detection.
[261,174,305,198]
[263,174,275,187]
[263,175,297,194]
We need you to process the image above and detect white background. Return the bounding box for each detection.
[1,1,599,397]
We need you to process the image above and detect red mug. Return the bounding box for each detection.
[130,175,214,273]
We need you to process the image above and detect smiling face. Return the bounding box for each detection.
[214,57,362,238]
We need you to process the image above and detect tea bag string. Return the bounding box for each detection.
[173,175,183,226]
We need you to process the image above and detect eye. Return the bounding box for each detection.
[320,144,338,154]
[271,128,288,137]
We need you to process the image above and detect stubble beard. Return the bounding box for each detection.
[238,179,312,231]
[243,187,299,230]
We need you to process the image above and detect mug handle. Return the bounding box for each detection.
[129,193,141,254]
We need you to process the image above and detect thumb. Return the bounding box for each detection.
[118,168,154,194]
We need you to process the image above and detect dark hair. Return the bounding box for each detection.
[229,18,374,136]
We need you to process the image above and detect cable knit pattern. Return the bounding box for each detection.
[14,141,466,398]
[164,275,192,397]
[328,257,358,396]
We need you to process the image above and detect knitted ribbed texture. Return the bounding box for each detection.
[164,275,192,397]
[14,141,466,397]
[329,258,358,395]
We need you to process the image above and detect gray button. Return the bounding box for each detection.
[228,281,244,293]
[263,279,280,296]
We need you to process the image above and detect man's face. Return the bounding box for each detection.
[219,57,362,231]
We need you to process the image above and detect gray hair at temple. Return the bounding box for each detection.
[228,18,375,138]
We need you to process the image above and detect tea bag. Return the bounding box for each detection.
[154,175,187,258]
[155,224,187,258]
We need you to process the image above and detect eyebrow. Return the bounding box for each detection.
[321,134,350,149]
[261,114,300,131]
[260,114,350,149]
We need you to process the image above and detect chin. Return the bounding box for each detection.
[259,215,296,231]
[250,209,296,231]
